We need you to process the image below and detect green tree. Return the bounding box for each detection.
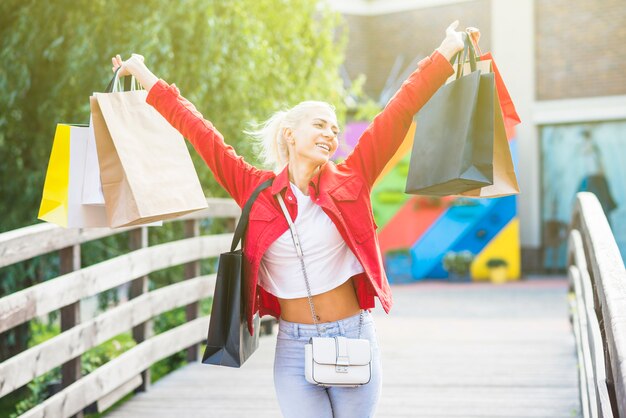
[0,0,347,233]
[0,0,349,400]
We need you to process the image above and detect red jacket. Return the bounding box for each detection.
[146,51,454,334]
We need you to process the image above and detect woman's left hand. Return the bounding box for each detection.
[436,20,466,61]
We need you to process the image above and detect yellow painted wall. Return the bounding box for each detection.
[470,218,521,281]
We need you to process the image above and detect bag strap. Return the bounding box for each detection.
[105,66,141,93]
[230,178,274,252]
[276,193,363,339]
[451,32,478,80]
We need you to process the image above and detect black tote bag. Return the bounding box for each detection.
[405,35,495,196]
[202,178,273,368]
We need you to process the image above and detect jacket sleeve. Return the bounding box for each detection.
[146,80,264,207]
[342,50,455,188]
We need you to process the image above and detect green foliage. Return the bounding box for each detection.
[28,316,61,347]
[0,0,348,356]
[8,319,135,417]
[82,333,137,375]
[150,307,187,382]
[6,318,62,418]
[0,0,347,232]
[442,250,474,275]
[149,298,212,382]
[149,351,188,385]
[346,74,382,121]
[9,370,61,418]
[0,254,60,358]
[486,258,508,268]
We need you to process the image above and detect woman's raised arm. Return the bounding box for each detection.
[342,22,464,188]
[110,54,265,207]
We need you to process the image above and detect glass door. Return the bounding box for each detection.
[541,120,626,270]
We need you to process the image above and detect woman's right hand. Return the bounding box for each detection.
[111,53,145,77]
[109,53,158,92]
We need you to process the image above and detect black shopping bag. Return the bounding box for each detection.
[405,35,495,196]
[202,178,273,367]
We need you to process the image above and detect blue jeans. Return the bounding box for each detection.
[273,310,382,418]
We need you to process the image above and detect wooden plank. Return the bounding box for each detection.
[105,279,580,418]
[568,229,588,274]
[569,265,594,418]
[97,375,143,413]
[574,192,626,416]
[0,224,102,269]
[569,228,612,416]
[0,198,238,268]
[59,245,83,418]
[175,198,240,221]
[128,227,152,393]
[20,316,211,418]
[585,300,614,417]
[184,219,201,363]
[0,275,216,397]
[0,234,232,333]
[578,261,613,416]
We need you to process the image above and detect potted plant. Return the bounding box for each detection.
[442,250,474,282]
[384,248,413,284]
[486,258,508,284]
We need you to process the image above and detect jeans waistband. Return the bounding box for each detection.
[278,309,372,338]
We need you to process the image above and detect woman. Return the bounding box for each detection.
[113,20,466,417]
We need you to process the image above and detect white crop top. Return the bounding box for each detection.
[258,182,365,299]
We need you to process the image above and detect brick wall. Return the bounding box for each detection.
[536,0,626,100]
[343,1,491,99]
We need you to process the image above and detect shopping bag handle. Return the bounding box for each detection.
[466,27,483,56]
[105,67,141,93]
[451,33,477,80]
[230,178,274,252]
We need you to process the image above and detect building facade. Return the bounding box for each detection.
[332,0,626,272]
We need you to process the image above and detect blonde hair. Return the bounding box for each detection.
[247,101,336,173]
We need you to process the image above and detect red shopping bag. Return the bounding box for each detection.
[480,52,520,140]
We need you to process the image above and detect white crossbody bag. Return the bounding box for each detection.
[276,194,372,387]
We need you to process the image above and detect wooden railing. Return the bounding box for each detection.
[568,192,626,417]
[0,198,275,418]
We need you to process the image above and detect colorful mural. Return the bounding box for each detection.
[338,120,521,283]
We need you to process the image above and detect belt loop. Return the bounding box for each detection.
[293,322,299,338]
[338,319,345,335]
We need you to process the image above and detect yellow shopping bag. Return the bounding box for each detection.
[38,123,109,227]
[38,124,72,226]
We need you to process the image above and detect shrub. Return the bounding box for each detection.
[442,250,475,275]
[486,258,508,268]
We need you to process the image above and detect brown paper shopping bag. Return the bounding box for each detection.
[90,85,207,228]
[449,59,519,198]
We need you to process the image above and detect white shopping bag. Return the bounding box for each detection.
[82,116,106,205]
[67,125,109,227]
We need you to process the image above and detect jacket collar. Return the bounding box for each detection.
[270,163,326,196]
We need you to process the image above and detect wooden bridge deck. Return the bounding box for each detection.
[105,278,581,418]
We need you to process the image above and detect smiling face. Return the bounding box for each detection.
[285,106,339,168]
